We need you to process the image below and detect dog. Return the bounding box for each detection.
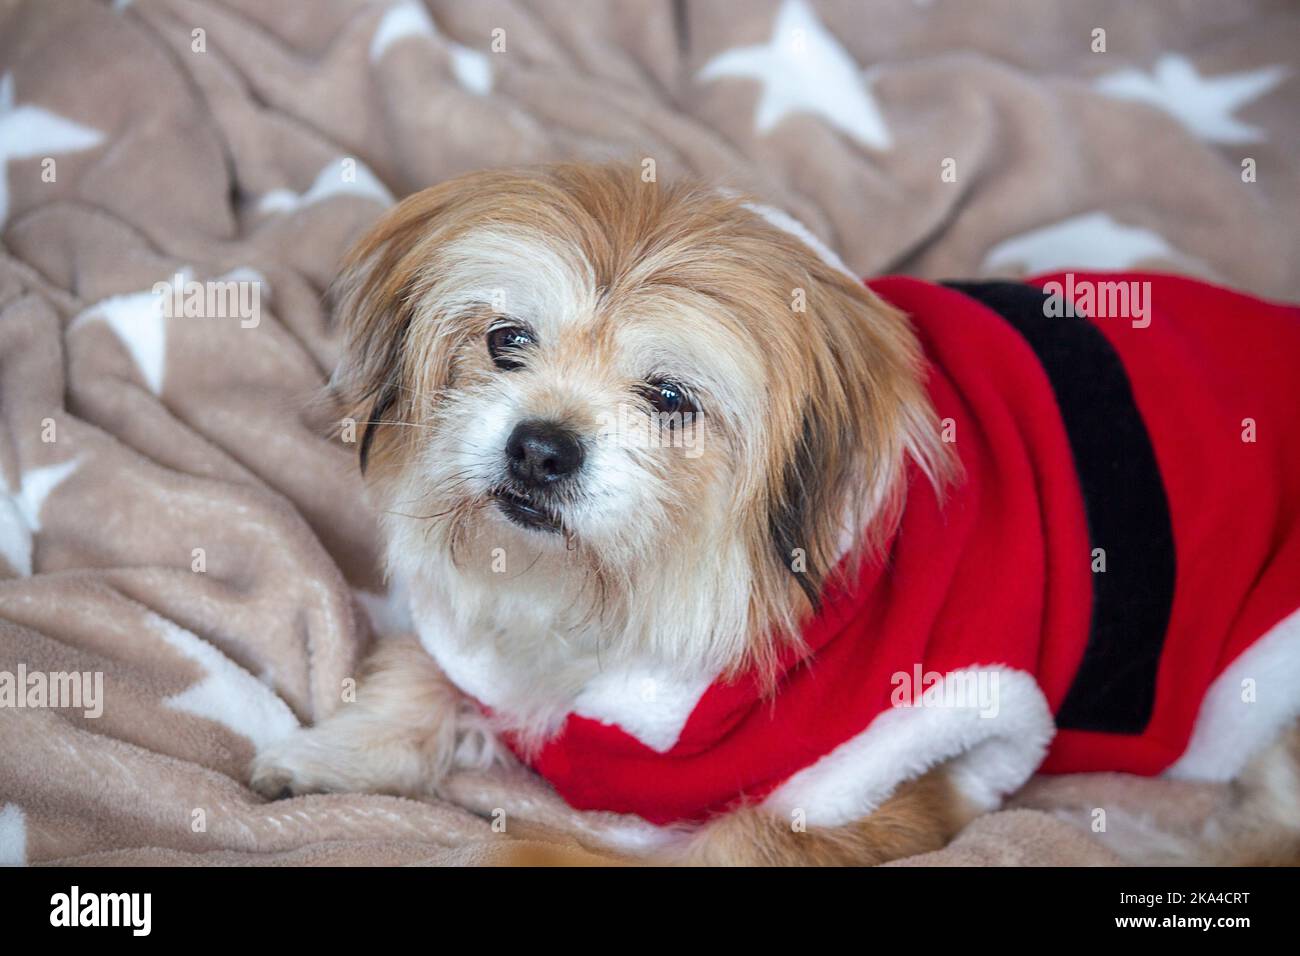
[251,163,1300,865]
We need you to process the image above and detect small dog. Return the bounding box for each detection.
[252,164,1300,865]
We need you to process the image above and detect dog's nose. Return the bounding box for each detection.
[506,420,584,486]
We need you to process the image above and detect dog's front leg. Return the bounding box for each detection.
[249,638,504,799]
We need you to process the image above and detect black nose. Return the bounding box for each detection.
[506,420,584,486]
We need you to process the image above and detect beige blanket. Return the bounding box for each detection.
[1,0,1295,866]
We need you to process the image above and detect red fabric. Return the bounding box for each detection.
[1029,273,1300,772]
[507,273,1300,825]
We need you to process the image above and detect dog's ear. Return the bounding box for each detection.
[766,403,848,614]
[330,183,473,475]
[750,238,950,638]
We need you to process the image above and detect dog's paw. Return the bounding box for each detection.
[247,767,299,801]
[248,732,341,800]
[246,689,510,801]
[248,725,442,801]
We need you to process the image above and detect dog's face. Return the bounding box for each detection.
[334,165,942,675]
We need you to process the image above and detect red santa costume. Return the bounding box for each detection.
[468,272,1300,831]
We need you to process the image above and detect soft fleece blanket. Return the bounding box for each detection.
[0,0,1296,866]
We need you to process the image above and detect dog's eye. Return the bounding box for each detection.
[642,380,697,419]
[487,325,535,370]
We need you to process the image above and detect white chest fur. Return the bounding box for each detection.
[407,575,714,752]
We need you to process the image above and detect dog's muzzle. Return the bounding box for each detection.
[493,419,582,533]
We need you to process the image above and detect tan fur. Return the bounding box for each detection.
[254,633,979,866]
[677,768,982,866]
[331,163,951,679]
[252,163,1298,866]
[490,841,631,867]
[251,638,504,799]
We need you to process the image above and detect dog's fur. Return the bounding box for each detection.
[251,164,1300,865]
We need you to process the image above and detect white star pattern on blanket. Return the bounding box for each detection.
[370,0,493,95]
[152,614,300,752]
[1095,54,1289,144]
[698,0,892,150]
[0,458,80,578]
[259,158,394,215]
[69,280,175,395]
[0,72,103,226]
[0,804,26,866]
[982,211,1195,275]
[69,268,267,395]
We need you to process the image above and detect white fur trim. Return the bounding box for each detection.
[764,667,1054,827]
[421,615,713,753]
[573,664,714,753]
[1167,606,1300,780]
[418,622,504,712]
